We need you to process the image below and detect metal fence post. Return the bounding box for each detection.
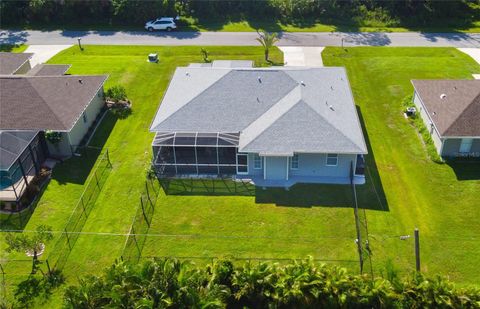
[415,228,421,272]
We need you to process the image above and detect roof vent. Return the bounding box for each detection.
[186,72,190,76]
[258,76,262,83]
[440,93,447,99]
[78,79,83,84]
[300,81,305,86]
[330,86,334,90]
[329,105,334,111]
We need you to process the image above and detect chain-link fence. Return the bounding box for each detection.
[48,149,112,270]
[122,177,161,262]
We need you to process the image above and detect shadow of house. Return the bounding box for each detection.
[354,106,389,211]
[159,178,255,196]
[446,159,480,181]
[52,111,117,185]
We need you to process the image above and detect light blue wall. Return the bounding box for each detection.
[265,156,288,180]
[242,153,356,180]
[290,153,356,178]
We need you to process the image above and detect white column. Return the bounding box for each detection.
[263,156,266,180]
[286,157,289,180]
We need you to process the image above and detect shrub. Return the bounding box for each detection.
[63,257,480,308]
[44,130,62,144]
[401,95,443,163]
[105,85,127,102]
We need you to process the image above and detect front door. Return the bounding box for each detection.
[236,153,248,174]
[459,138,473,153]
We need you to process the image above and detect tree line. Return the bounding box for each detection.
[1,0,478,29]
[58,257,479,308]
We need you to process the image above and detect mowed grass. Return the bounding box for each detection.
[0,46,281,305]
[0,45,283,304]
[143,180,359,265]
[323,47,480,285]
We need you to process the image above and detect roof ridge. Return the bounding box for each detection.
[302,100,365,152]
[301,86,366,152]
[443,89,480,135]
[151,68,231,131]
[239,85,302,150]
[25,79,66,130]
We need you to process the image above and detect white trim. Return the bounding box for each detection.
[263,156,266,180]
[290,154,299,169]
[236,153,248,175]
[326,153,338,166]
[286,157,289,180]
[253,153,262,169]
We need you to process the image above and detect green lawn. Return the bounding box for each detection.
[323,47,480,285]
[1,45,479,307]
[0,45,283,306]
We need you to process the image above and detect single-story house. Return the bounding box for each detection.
[1,53,108,207]
[150,62,368,188]
[0,52,33,75]
[1,74,107,156]
[412,80,480,158]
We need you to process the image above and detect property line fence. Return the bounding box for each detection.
[122,177,161,262]
[48,149,112,270]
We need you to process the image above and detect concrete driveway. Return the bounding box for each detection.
[279,46,324,66]
[24,45,72,67]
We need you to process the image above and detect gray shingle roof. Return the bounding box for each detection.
[412,80,480,137]
[151,66,367,155]
[0,130,38,170]
[0,52,33,75]
[0,75,107,131]
[26,64,71,76]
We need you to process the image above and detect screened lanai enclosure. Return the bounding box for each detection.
[152,132,247,177]
[0,131,48,208]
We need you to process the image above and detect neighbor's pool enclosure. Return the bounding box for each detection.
[152,132,247,177]
[0,131,48,205]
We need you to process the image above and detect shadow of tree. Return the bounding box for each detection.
[0,30,28,46]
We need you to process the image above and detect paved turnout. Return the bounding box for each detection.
[279,47,325,66]
[1,30,480,47]
[24,45,72,67]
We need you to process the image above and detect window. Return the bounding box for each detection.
[326,154,338,166]
[82,112,88,123]
[459,138,473,153]
[290,154,299,169]
[253,154,262,169]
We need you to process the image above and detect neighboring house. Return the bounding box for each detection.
[1,54,108,207]
[412,80,480,158]
[0,52,33,74]
[150,62,368,188]
[0,131,48,207]
[0,52,33,75]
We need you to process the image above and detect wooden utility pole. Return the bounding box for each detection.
[414,228,420,272]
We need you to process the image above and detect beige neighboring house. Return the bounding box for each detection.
[1,52,108,208]
[412,80,480,158]
[0,52,33,74]
[1,74,107,156]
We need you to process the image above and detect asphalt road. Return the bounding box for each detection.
[1,29,480,47]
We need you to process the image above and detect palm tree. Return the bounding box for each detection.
[256,30,279,62]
